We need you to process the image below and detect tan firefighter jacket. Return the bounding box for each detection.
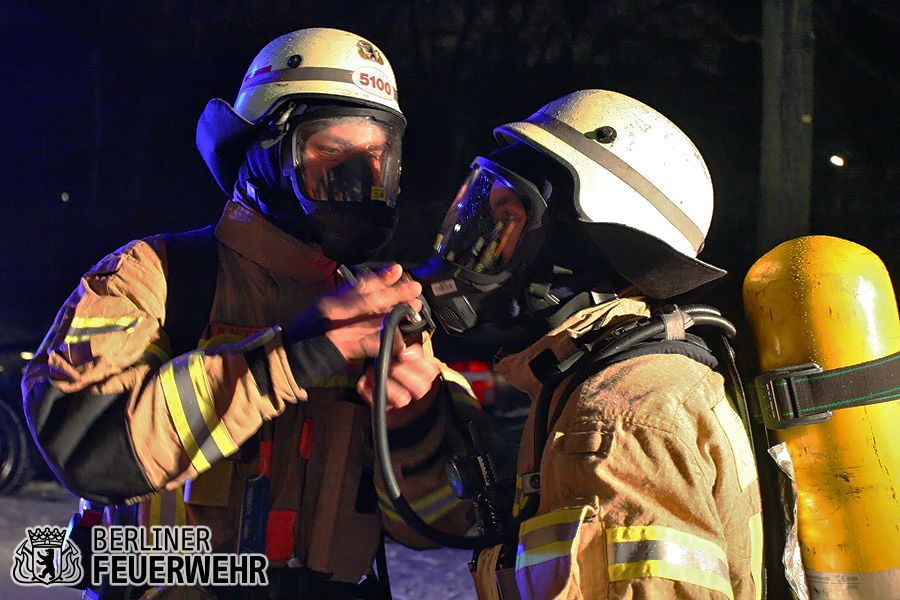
[471,297,763,600]
[22,198,478,589]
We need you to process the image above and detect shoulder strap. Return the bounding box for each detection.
[161,225,219,357]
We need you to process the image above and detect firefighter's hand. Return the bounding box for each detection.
[319,263,424,362]
[357,344,441,429]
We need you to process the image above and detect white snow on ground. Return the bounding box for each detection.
[1,481,476,600]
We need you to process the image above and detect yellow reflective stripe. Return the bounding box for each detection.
[515,506,589,570]
[517,540,574,570]
[607,526,733,599]
[65,316,139,343]
[606,526,728,563]
[608,560,734,600]
[187,353,238,459]
[750,512,763,600]
[146,489,187,547]
[70,316,138,329]
[198,333,244,349]
[378,484,462,524]
[144,343,169,363]
[520,506,586,537]
[135,342,169,369]
[160,361,210,473]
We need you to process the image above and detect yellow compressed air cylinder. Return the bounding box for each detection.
[743,235,900,597]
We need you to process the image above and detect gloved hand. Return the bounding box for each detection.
[281,264,435,406]
[356,343,441,429]
[318,263,423,361]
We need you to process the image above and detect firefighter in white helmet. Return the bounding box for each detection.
[417,89,764,599]
[24,28,479,600]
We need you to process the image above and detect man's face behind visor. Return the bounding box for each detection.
[434,157,544,276]
[286,111,403,212]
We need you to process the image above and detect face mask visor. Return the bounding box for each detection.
[433,157,546,277]
[283,109,404,211]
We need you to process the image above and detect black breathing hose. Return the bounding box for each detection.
[373,303,740,550]
[373,304,515,550]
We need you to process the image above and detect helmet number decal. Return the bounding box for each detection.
[353,67,394,100]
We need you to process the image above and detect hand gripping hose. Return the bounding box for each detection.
[373,304,517,550]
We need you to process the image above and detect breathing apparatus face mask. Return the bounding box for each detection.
[285,109,404,264]
[415,156,547,336]
[285,110,403,208]
[238,107,404,264]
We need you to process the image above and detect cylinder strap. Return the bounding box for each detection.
[754,350,900,429]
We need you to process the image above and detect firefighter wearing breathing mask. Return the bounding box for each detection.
[23,28,480,600]
[416,90,764,599]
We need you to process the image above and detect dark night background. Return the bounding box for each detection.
[2,0,899,351]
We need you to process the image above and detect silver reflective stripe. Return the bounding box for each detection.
[515,506,588,571]
[610,539,730,581]
[172,351,237,464]
[530,113,706,253]
[242,66,355,90]
[519,520,580,554]
[606,525,734,599]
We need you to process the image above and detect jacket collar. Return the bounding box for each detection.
[214,198,338,283]
[494,296,652,399]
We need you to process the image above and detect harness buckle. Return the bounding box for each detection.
[754,363,833,429]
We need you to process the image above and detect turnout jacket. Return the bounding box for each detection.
[472,298,763,600]
[22,199,477,587]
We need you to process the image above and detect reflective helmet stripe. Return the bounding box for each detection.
[240,66,355,92]
[530,112,706,253]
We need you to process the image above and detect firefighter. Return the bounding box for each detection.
[22,28,479,600]
[416,89,764,599]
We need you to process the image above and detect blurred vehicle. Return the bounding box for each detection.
[0,341,47,494]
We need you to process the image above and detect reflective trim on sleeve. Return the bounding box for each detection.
[64,316,140,343]
[515,506,589,571]
[161,351,238,473]
[135,343,169,369]
[750,512,763,600]
[378,483,463,525]
[606,526,733,599]
[146,486,187,546]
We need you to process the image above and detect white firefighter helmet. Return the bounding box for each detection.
[493,89,724,298]
[198,28,405,194]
